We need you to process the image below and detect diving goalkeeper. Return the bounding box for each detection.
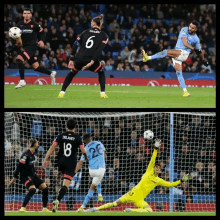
[86,139,191,213]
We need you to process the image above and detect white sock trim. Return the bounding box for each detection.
[183,88,187,92]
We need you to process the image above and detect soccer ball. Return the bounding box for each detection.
[9,27,21,39]
[144,130,154,140]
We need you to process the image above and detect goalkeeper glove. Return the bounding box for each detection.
[154,139,161,150]
[181,174,192,182]
[202,60,209,67]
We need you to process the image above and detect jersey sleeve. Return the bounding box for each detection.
[179,28,187,38]
[53,134,62,146]
[13,154,28,178]
[146,149,158,173]
[16,21,22,28]
[158,178,181,187]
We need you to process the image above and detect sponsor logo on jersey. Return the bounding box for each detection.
[31,25,34,28]
[22,29,34,33]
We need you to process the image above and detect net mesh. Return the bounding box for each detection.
[4,112,216,212]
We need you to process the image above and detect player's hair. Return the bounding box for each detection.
[66,118,76,130]
[92,14,104,27]
[29,138,37,148]
[23,8,32,13]
[83,133,91,141]
[191,20,200,29]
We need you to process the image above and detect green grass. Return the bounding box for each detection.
[4,85,215,108]
[5,211,216,216]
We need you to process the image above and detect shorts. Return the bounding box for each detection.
[172,49,190,66]
[57,158,77,181]
[73,58,103,73]
[89,168,105,186]
[20,174,44,189]
[119,189,151,210]
[20,46,38,65]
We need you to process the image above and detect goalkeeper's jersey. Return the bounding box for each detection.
[130,149,181,199]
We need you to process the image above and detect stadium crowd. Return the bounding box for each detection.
[5,112,216,201]
[4,4,216,75]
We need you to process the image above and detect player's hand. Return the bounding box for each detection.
[8,178,16,187]
[193,48,202,55]
[203,60,209,67]
[154,139,161,149]
[68,61,75,69]
[181,174,192,182]
[38,40,44,48]
[82,60,94,71]
[42,160,49,169]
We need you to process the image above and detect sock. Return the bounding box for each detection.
[57,186,68,202]
[34,66,51,75]
[22,188,36,207]
[61,70,78,92]
[82,189,94,208]
[176,71,187,91]
[42,187,49,208]
[97,201,117,210]
[150,50,167,60]
[98,71,106,92]
[17,62,25,80]
[97,183,102,196]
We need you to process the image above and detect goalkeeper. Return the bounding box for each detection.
[86,139,191,213]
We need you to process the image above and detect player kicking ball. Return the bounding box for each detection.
[142,21,209,97]
[86,139,191,213]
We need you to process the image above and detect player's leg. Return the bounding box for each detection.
[19,177,36,212]
[97,183,103,202]
[58,69,78,97]
[142,49,181,62]
[31,60,57,85]
[15,54,26,89]
[172,59,190,97]
[91,60,108,98]
[125,200,153,213]
[38,180,51,212]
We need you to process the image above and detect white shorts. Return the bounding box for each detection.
[172,49,190,66]
[89,168,105,186]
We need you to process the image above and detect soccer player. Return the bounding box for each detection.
[13,8,56,89]
[86,139,191,213]
[142,21,209,97]
[8,138,51,212]
[42,118,88,212]
[58,14,109,98]
[75,133,106,212]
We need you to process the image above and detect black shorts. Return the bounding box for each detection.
[73,58,103,73]
[20,174,44,189]
[57,158,77,181]
[20,46,38,65]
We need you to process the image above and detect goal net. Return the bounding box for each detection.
[4,112,216,212]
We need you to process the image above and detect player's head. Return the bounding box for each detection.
[188,20,199,34]
[154,164,161,175]
[66,118,76,130]
[83,133,92,144]
[29,138,39,149]
[23,8,32,21]
[91,14,104,29]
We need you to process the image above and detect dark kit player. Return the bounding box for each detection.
[14,8,56,89]
[58,14,109,98]
[43,118,88,212]
[8,138,51,212]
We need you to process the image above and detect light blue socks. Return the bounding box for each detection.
[82,189,94,207]
[150,50,168,59]
[176,71,187,91]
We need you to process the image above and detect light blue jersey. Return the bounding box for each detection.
[80,141,105,169]
[175,27,201,53]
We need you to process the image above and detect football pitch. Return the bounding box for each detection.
[5,211,216,216]
[4,85,215,108]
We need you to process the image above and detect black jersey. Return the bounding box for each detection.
[53,131,83,162]
[16,20,44,48]
[13,149,36,178]
[75,28,109,62]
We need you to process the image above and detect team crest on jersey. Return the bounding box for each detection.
[20,25,23,27]
[31,25,34,28]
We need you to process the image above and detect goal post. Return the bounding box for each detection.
[4,112,216,212]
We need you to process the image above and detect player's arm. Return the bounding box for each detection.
[15,23,23,47]
[158,174,191,187]
[75,154,85,174]
[146,139,161,173]
[193,41,209,66]
[181,37,195,50]
[80,144,88,161]
[35,23,45,48]
[43,142,57,168]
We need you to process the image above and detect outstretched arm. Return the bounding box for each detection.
[158,174,191,187]
[43,142,57,168]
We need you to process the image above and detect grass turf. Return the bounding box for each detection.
[5,211,216,216]
[4,85,215,108]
